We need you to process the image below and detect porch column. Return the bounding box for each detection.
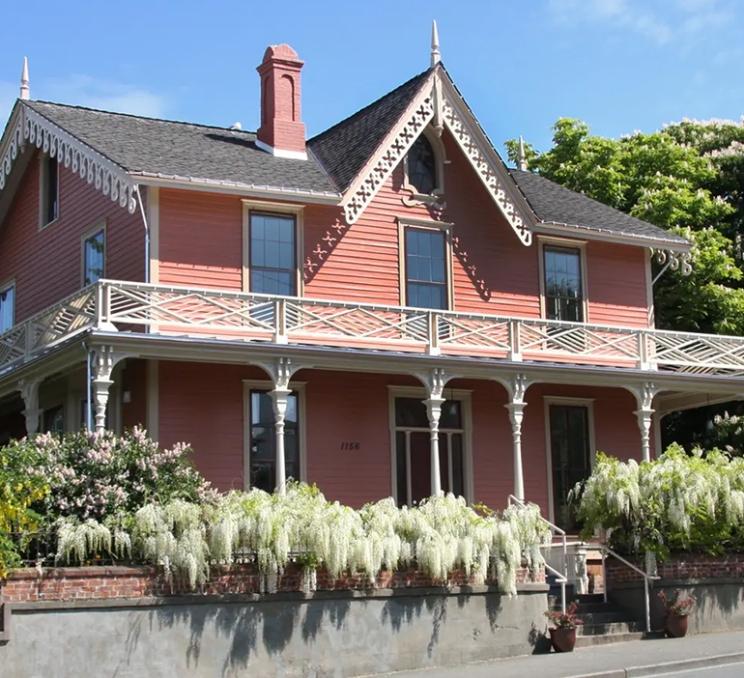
[504,373,529,501]
[19,378,41,436]
[633,382,656,462]
[423,367,447,497]
[262,356,296,496]
[92,346,117,433]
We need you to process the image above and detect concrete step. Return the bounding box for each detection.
[574,630,645,648]
[575,611,638,625]
[578,620,643,636]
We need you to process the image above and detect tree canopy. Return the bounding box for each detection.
[507,118,744,335]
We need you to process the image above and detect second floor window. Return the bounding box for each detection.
[544,245,584,322]
[84,229,105,285]
[250,213,296,296]
[41,154,59,226]
[0,284,14,333]
[405,227,448,310]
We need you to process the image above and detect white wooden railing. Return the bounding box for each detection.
[3,279,744,377]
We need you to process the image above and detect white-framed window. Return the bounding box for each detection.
[83,228,105,285]
[544,396,596,530]
[243,380,306,491]
[39,153,59,228]
[0,283,15,333]
[398,219,454,310]
[388,386,472,506]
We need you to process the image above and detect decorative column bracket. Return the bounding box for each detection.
[19,377,41,436]
[90,345,129,433]
[503,373,529,502]
[421,367,448,497]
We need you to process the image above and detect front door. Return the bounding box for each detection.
[549,404,591,531]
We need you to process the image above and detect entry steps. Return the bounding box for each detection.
[549,593,647,647]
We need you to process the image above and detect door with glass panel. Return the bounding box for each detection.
[549,404,591,531]
[248,389,300,492]
[393,396,465,506]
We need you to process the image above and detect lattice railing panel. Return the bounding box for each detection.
[435,315,511,351]
[518,322,640,360]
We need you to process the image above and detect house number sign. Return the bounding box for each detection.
[340,441,361,451]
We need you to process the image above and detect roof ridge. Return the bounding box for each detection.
[308,67,433,145]
[27,100,257,136]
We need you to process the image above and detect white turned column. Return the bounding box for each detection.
[424,396,445,496]
[269,387,292,495]
[90,345,120,434]
[633,382,656,463]
[19,379,41,436]
[505,373,529,502]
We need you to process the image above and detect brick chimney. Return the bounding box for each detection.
[256,44,307,160]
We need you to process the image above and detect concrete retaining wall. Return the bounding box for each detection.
[0,585,549,677]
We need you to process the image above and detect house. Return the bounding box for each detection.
[0,32,742,532]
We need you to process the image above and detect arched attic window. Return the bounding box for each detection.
[404,130,445,199]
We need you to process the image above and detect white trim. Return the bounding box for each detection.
[645,248,655,328]
[401,126,447,202]
[147,186,160,285]
[543,396,596,525]
[387,384,473,505]
[254,138,308,161]
[532,221,690,253]
[538,236,589,322]
[243,379,307,490]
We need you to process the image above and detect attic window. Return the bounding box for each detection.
[406,135,437,195]
[40,154,59,227]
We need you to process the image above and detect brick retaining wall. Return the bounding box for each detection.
[606,552,744,584]
[1,562,542,604]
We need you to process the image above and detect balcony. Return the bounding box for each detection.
[1,279,744,377]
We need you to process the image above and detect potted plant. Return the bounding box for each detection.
[658,589,696,638]
[545,601,584,652]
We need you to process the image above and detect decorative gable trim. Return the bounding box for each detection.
[341,81,436,225]
[0,103,138,215]
[339,68,534,246]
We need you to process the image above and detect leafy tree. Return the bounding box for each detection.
[508,118,744,449]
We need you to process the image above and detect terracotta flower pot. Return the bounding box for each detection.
[665,613,688,638]
[549,626,577,652]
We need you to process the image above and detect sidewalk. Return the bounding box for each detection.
[378,630,744,678]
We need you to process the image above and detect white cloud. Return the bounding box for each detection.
[548,0,731,45]
[42,75,169,118]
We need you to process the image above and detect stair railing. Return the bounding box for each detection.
[599,545,660,633]
[508,494,567,612]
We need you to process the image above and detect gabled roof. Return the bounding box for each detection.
[509,169,689,248]
[23,101,339,197]
[308,68,433,192]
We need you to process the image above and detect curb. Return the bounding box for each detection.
[573,650,744,677]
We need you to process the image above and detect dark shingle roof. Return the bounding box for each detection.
[509,169,689,247]
[307,69,433,192]
[24,101,338,195]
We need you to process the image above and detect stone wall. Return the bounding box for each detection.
[606,552,744,634]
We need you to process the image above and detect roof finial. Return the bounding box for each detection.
[430,20,441,67]
[518,135,528,171]
[19,56,30,101]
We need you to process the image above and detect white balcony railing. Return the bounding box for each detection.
[2,279,744,377]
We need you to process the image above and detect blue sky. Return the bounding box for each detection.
[1,0,742,154]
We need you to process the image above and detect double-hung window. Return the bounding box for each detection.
[0,284,14,333]
[83,229,105,285]
[404,227,448,309]
[249,212,297,296]
[248,389,300,492]
[543,245,584,322]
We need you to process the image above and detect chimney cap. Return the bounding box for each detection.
[261,44,303,65]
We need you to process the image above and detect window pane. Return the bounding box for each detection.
[451,434,465,498]
[544,247,583,322]
[46,156,58,223]
[84,230,105,285]
[405,228,447,310]
[250,213,296,295]
[395,397,429,428]
[0,286,14,332]
[395,431,408,507]
[249,390,299,493]
[440,400,462,429]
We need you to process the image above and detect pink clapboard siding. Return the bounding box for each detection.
[156,362,645,511]
[0,151,144,322]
